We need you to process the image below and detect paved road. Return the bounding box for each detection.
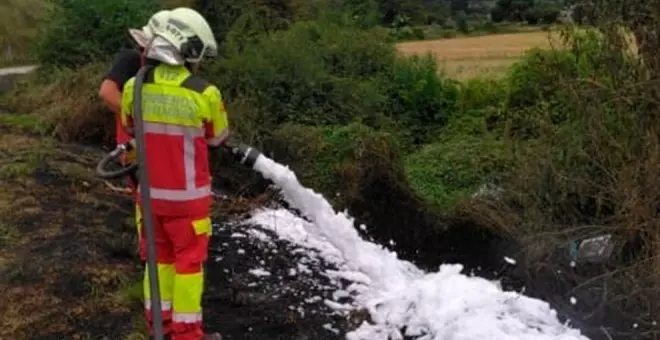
[0,65,38,93]
[0,64,38,76]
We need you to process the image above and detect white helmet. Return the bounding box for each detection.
[129,8,218,66]
[155,7,218,63]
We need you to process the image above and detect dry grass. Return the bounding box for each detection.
[396,31,563,80]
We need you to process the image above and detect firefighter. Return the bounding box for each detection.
[120,7,227,340]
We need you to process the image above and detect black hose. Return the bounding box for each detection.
[95,141,138,179]
[133,65,165,340]
[96,136,262,180]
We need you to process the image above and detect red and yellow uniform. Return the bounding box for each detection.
[121,63,229,340]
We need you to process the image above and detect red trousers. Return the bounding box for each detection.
[136,205,212,340]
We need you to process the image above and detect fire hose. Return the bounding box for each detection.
[95,64,260,340]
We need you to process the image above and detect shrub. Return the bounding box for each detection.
[379,54,460,145]
[506,48,579,111]
[454,77,508,133]
[405,133,512,211]
[264,122,402,204]
[315,0,381,29]
[503,28,641,141]
[35,0,157,68]
[210,19,396,136]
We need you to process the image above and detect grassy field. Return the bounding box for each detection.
[396,31,561,80]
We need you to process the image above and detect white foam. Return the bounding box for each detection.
[247,155,589,340]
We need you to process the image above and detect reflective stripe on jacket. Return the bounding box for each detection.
[120,64,229,216]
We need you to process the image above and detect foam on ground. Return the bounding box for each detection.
[247,155,589,340]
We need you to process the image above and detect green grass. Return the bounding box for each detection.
[0,113,50,135]
[121,280,144,304]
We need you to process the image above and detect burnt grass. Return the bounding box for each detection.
[0,130,145,339]
[203,220,360,340]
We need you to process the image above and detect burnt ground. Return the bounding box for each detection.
[0,128,143,339]
[0,118,358,340]
[203,219,363,340]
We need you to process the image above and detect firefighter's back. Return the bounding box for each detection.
[122,63,226,217]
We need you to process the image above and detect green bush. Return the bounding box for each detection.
[35,0,157,67]
[503,48,588,140]
[399,75,511,211]
[454,77,507,133]
[208,16,466,147]
[506,48,579,111]
[265,122,402,204]
[380,54,460,145]
[496,28,650,221]
[405,133,512,210]
[211,19,396,134]
[319,0,381,28]
[502,28,636,140]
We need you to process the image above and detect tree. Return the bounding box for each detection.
[376,0,427,25]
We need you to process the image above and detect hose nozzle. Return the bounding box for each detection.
[224,141,261,168]
[95,140,138,179]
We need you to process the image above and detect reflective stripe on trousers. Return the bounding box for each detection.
[145,299,173,311]
[173,312,203,323]
[139,122,211,201]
